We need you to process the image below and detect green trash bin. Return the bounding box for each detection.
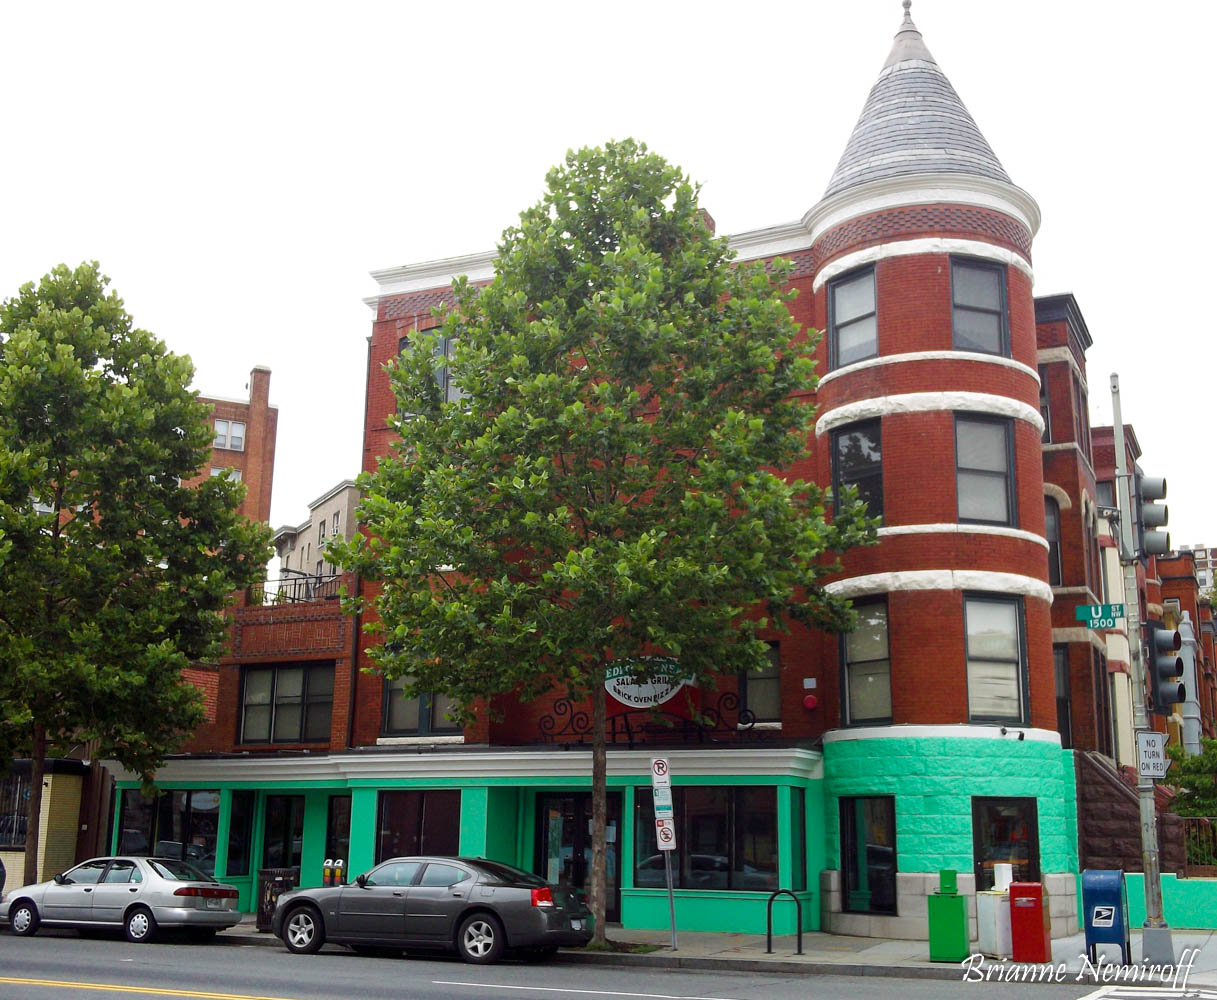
[928,868,970,962]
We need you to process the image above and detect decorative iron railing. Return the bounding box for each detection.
[1182,816,1217,877]
[538,691,757,747]
[257,573,343,605]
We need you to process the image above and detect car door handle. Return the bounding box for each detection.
[83,888,93,893]
[129,887,138,893]
[393,890,404,896]
[450,892,463,898]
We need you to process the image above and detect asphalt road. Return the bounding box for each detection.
[0,928,1107,1000]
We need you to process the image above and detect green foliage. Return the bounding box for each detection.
[1168,738,1217,817]
[0,262,272,778]
[333,139,877,716]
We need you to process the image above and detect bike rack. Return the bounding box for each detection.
[765,888,803,955]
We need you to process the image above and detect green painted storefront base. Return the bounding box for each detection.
[1124,874,1217,930]
[623,889,815,934]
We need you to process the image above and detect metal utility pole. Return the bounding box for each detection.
[1110,372,1174,966]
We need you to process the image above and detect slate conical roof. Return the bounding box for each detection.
[823,1,1012,198]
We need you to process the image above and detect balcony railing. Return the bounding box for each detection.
[1183,816,1217,877]
[257,572,342,605]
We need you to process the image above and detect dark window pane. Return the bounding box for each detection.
[840,796,896,913]
[419,863,468,887]
[682,788,728,889]
[732,788,777,890]
[326,795,352,866]
[1045,498,1062,586]
[227,791,255,876]
[834,420,882,521]
[973,797,1039,889]
[118,790,154,855]
[790,788,807,892]
[1054,646,1072,749]
[0,774,30,849]
[263,794,305,870]
[185,790,220,874]
[368,860,420,886]
[420,790,461,854]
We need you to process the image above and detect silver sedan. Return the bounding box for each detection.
[0,856,242,943]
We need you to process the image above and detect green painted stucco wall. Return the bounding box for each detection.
[823,735,1078,877]
[1124,874,1217,929]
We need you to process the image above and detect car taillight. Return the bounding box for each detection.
[173,886,239,899]
[531,887,554,908]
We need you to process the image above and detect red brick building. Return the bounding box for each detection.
[104,5,1199,938]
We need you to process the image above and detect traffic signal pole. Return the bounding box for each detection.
[1110,373,1174,965]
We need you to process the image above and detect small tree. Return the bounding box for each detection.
[334,140,876,943]
[0,263,271,884]
[1168,739,1217,816]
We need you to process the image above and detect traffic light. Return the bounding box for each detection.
[1139,475,1170,556]
[1147,623,1184,715]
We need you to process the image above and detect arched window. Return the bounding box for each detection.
[1045,497,1062,586]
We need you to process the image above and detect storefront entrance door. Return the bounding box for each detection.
[536,792,620,923]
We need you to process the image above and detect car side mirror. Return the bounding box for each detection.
[53,874,68,885]
[355,873,368,888]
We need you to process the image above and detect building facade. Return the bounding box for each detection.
[100,8,1102,940]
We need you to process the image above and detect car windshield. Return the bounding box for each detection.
[147,858,215,882]
[468,859,546,886]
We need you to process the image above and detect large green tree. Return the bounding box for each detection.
[0,262,271,884]
[334,140,875,942]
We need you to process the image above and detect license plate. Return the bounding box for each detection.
[205,897,223,910]
[570,918,582,930]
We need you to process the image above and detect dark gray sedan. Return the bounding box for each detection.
[271,856,591,964]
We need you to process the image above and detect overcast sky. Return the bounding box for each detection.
[2,1,1212,548]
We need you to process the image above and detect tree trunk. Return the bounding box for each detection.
[23,723,46,887]
[590,677,608,946]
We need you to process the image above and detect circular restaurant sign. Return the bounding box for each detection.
[604,658,690,708]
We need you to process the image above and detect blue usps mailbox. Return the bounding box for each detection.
[1081,869,1130,964]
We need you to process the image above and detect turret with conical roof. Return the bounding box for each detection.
[825,0,1013,198]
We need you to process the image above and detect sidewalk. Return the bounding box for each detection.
[220,916,1217,984]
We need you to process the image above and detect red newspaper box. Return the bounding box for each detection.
[1009,882,1051,963]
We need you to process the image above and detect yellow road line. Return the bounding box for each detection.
[0,977,302,1000]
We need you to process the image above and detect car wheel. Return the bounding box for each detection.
[457,912,505,965]
[9,900,39,937]
[282,905,324,955]
[124,906,158,944]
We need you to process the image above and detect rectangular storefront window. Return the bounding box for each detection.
[790,787,807,892]
[839,796,897,914]
[263,794,305,870]
[634,787,777,891]
[117,788,221,874]
[0,773,30,849]
[227,791,255,876]
[972,797,1039,890]
[375,789,461,863]
[327,794,352,866]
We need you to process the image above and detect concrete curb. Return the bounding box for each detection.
[215,929,963,981]
[549,949,963,981]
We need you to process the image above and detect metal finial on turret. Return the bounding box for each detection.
[903,0,913,20]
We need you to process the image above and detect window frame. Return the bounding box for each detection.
[1044,496,1062,586]
[738,643,781,724]
[954,414,1016,527]
[840,598,892,726]
[827,265,878,370]
[213,419,246,452]
[831,418,883,523]
[963,593,1029,725]
[381,676,461,737]
[972,796,1039,890]
[950,257,1008,356]
[1053,644,1072,749]
[239,663,335,745]
[1037,368,1052,443]
[0,772,30,849]
[839,795,897,914]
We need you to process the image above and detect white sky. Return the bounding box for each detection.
[1,1,1213,547]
